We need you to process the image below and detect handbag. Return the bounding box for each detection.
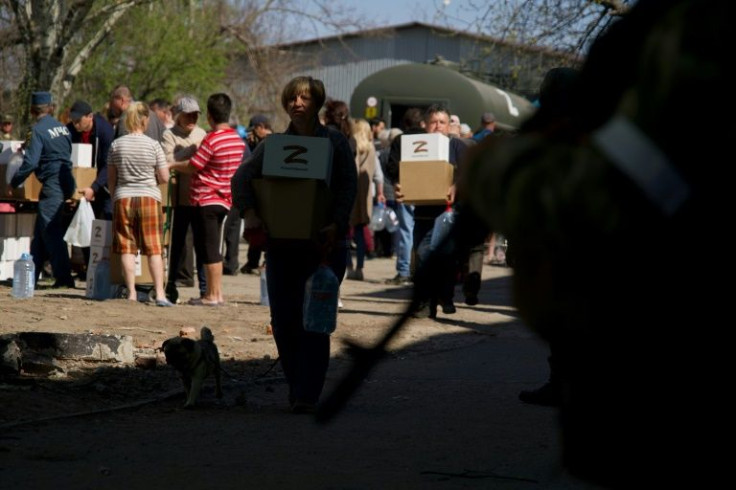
[63,197,95,247]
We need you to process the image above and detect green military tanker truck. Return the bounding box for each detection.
[350,63,536,132]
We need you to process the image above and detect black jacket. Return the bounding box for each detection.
[67,113,115,196]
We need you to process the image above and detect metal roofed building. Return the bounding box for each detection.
[233,22,576,129]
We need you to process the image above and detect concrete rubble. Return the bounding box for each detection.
[0,332,134,376]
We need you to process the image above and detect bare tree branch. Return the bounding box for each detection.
[56,1,138,101]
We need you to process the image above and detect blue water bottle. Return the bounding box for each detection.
[12,253,35,299]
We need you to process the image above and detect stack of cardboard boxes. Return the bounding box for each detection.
[85,219,112,298]
[0,213,34,281]
[0,142,97,201]
[85,219,161,298]
[398,133,454,205]
[253,134,333,240]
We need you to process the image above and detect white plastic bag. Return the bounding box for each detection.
[64,197,95,247]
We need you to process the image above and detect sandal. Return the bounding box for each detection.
[188,297,220,307]
[156,298,175,307]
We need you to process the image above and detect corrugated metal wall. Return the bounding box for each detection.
[289,25,479,104]
[231,24,570,118]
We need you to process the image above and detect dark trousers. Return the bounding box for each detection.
[168,206,205,294]
[347,223,366,270]
[222,207,241,274]
[414,218,456,304]
[266,240,348,404]
[32,195,73,285]
[245,243,264,269]
[462,242,485,298]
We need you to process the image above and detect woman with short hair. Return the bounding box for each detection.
[233,76,357,413]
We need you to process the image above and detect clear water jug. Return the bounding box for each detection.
[12,252,35,299]
[369,203,386,231]
[303,265,339,334]
[384,207,399,233]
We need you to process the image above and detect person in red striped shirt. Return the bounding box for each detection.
[169,93,246,306]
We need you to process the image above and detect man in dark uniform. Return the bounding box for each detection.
[9,91,76,288]
[67,100,114,219]
[66,100,115,281]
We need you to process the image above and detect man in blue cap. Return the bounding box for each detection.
[9,91,76,288]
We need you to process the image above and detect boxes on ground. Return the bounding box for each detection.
[399,160,455,205]
[90,219,112,247]
[1,236,31,279]
[400,133,450,162]
[110,251,152,285]
[263,134,333,184]
[253,178,331,240]
[0,260,13,281]
[88,245,110,268]
[0,236,31,262]
[71,143,92,168]
[0,214,15,237]
[16,214,35,236]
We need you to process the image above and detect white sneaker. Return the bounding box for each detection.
[338,298,344,308]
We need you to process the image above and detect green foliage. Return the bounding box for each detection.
[70,1,233,111]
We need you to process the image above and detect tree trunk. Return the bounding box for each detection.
[8,0,143,128]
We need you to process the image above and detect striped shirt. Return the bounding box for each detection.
[109,133,166,202]
[189,128,245,209]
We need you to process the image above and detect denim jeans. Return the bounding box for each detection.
[395,203,414,277]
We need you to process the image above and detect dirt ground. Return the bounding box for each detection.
[0,245,600,489]
[1,246,517,424]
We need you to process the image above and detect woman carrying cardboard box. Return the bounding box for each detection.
[233,76,357,413]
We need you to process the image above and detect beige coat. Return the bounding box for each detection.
[162,125,206,206]
[350,146,376,226]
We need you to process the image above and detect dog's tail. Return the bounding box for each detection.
[200,326,214,342]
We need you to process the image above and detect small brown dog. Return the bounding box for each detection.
[162,326,223,408]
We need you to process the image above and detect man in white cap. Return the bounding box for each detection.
[162,96,207,300]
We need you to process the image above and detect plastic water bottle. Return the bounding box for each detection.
[11,253,35,299]
[303,265,339,334]
[259,266,269,306]
[430,203,454,250]
[92,258,113,300]
[6,152,25,188]
[384,207,399,233]
[369,203,386,231]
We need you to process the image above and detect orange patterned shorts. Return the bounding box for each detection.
[113,196,163,255]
